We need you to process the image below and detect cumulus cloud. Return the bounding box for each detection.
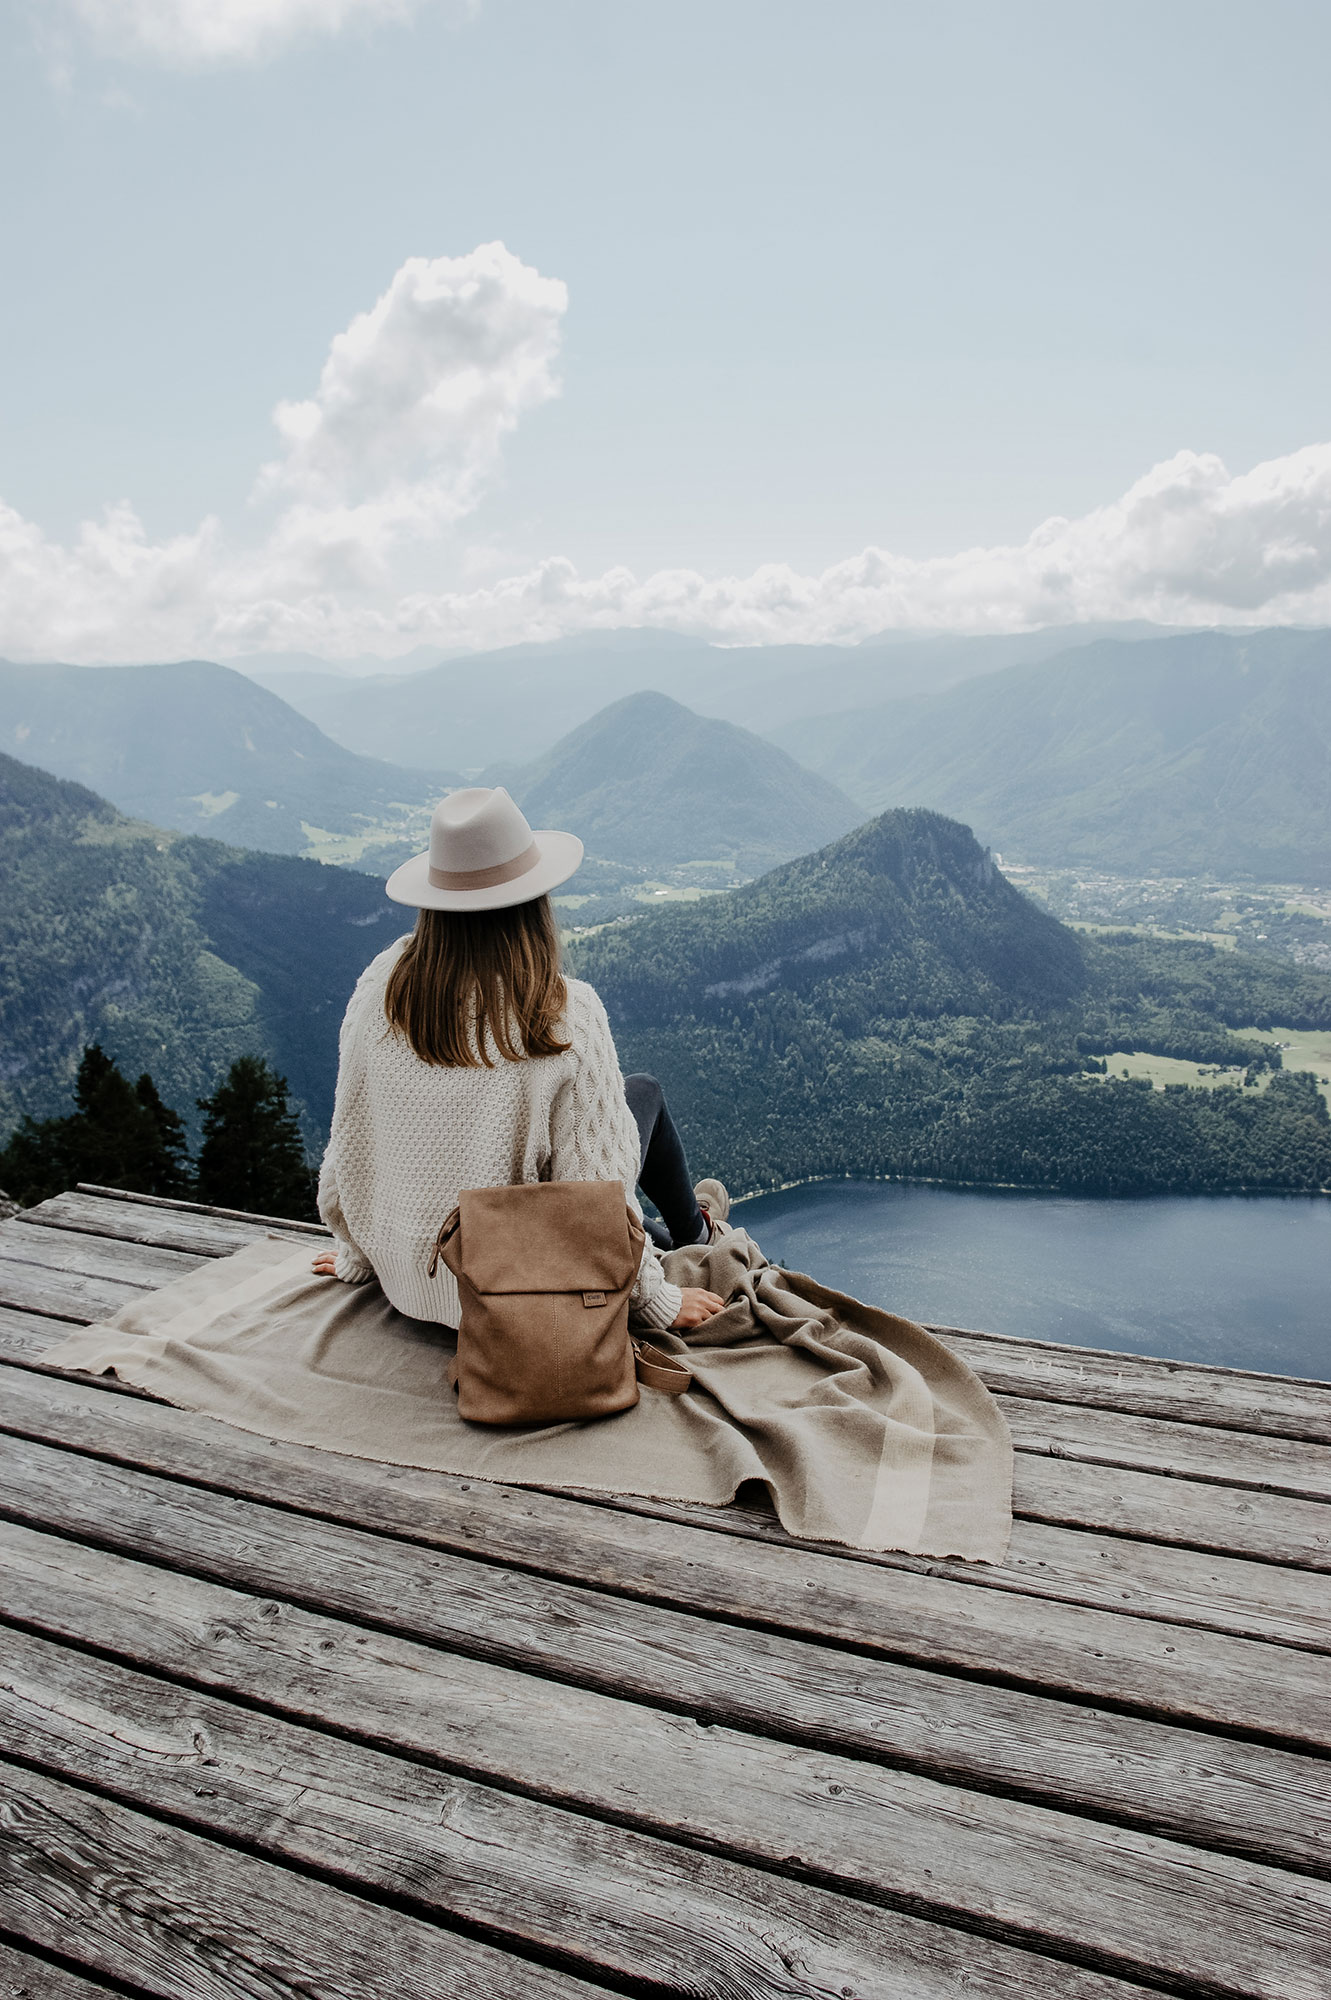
[259,246,565,547]
[62,0,427,67]
[2,239,1330,664]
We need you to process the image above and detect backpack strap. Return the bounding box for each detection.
[632,1340,693,1395]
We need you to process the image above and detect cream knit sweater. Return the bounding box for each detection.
[317,939,684,1332]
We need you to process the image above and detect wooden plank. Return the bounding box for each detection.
[76,1181,330,1235]
[0,1938,120,2000]
[0,1762,604,2000]
[5,1532,1328,1998]
[1,1626,1158,2000]
[16,1190,307,1261]
[20,1209,1331,1508]
[0,1260,143,1325]
[14,1273,1331,1518]
[5,1331,1331,1633]
[5,1458,1331,1860]
[596,1484,1331,1653]
[959,1513,1330,1649]
[0,1314,159,1402]
[0,1219,202,1290]
[5,1504,1327,1882]
[1014,1454,1331,1570]
[2,1370,1327,1740]
[938,1326,1331,1444]
[0,1307,95,1370]
[11,1317,1327,1539]
[7,1311,1324,1577]
[17,1212,1331,1542]
[41,1191,1331,1446]
[1001,1395,1331,1503]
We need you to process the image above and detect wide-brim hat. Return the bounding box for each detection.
[386,786,583,912]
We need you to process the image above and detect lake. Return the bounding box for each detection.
[732,1180,1331,1381]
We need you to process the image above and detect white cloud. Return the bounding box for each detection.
[63,0,427,67]
[2,239,1330,665]
[259,245,565,539]
[0,241,566,658]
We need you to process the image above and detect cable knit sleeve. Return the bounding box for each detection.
[549,984,683,1331]
[316,1151,374,1284]
[316,942,404,1285]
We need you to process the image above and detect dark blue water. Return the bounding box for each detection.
[732,1181,1331,1380]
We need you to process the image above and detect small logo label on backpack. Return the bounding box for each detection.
[582,1290,607,1308]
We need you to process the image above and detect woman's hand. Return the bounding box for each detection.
[670,1287,725,1329]
[312,1251,338,1277]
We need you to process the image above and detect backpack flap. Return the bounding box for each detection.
[448,1180,638,1294]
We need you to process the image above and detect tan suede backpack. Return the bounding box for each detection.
[429,1179,691,1425]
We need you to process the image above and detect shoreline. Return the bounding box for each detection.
[732,1170,1331,1206]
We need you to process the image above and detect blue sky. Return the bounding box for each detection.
[1,0,1328,660]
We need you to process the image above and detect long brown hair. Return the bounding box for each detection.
[384,896,571,1068]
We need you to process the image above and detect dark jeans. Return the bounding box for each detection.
[624,1073,706,1252]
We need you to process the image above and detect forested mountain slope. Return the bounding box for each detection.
[769,627,1331,880]
[573,809,1331,1196]
[0,753,402,1146]
[0,659,458,861]
[499,691,864,872]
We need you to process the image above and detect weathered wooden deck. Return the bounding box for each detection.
[1,1185,1328,2000]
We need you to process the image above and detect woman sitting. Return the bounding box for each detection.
[313,785,728,1336]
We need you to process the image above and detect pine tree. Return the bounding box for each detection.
[0,1045,192,1207]
[134,1071,191,1188]
[195,1056,316,1220]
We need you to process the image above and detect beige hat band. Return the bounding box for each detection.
[427,839,541,892]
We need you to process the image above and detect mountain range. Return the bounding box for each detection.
[249,622,1176,773]
[0,659,459,864]
[6,741,1328,1199]
[13,621,1325,892]
[770,627,1331,882]
[0,662,867,888]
